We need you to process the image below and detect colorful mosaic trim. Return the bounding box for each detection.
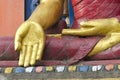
[1,64,119,74]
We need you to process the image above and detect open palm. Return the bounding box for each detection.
[15,21,45,67]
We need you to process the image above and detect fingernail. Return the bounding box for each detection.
[36,57,39,60]
[80,21,85,25]
[36,56,42,61]
[19,61,24,66]
[30,61,36,66]
[24,63,29,67]
[15,43,18,51]
[15,42,21,51]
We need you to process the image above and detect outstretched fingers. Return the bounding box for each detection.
[19,46,26,66]
[80,21,95,28]
[62,28,96,36]
[24,45,32,67]
[36,40,45,61]
[30,44,38,66]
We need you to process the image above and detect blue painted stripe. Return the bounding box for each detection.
[78,66,89,72]
[25,0,39,20]
[14,67,25,73]
[68,0,74,28]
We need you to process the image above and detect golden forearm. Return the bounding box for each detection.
[62,18,120,36]
[29,0,64,30]
[62,28,98,36]
[88,33,120,56]
[62,28,120,57]
[62,18,120,56]
[46,34,62,38]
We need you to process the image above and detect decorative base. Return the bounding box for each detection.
[1,72,120,80]
[0,60,120,80]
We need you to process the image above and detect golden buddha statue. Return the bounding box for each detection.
[14,0,120,67]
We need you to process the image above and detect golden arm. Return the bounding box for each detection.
[15,0,64,67]
[62,18,120,57]
[29,0,64,29]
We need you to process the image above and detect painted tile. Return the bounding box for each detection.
[0,68,3,73]
[56,66,65,72]
[14,67,25,73]
[46,66,54,72]
[92,65,102,72]
[36,66,43,73]
[25,67,34,73]
[4,67,13,74]
[105,64,114,71]
[78,65,89,72]
[118,65,120,70]
[68,65,77,72]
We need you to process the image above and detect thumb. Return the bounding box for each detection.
[80,20,97,28]
[14,21,30,51]
[80,18,118,28]
[14,40,21,51]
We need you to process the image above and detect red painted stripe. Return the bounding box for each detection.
[81,60,120,66]
[74,0,104,19]
[73,0,94,13]
[72,0,83,6]
[0,60,120,67]
[108,2,120,17]
[76,0,113,19]
[94,0,117,19]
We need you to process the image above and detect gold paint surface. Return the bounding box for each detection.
[68,66,77,72]
[118,65,120,70]
[15,0,64,67]
[4,67,13,74]
[46,66,54,71]
[62,18,120,57]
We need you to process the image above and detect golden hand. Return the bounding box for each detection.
[14,0,64,67]
[62,18,120,56]
[15,21,45,67]
[62,18,120,36]
[88,32,120,56]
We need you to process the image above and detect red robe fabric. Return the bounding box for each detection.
[0,36,101,65]
[71,0,120,28]
[0,0,120,66]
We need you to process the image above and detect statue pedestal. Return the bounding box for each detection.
[1,60,120,80]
